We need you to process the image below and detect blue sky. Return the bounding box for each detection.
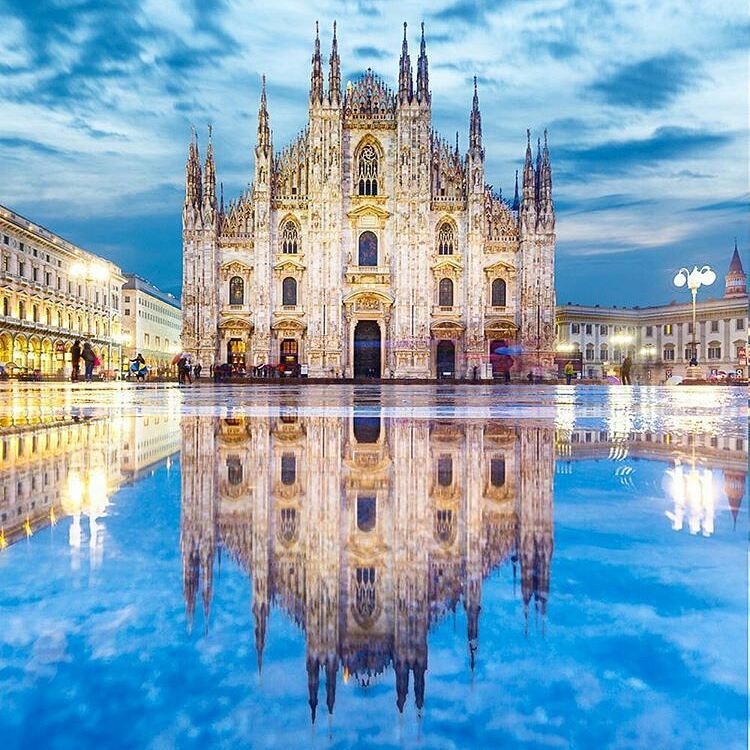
[0,0,747,304]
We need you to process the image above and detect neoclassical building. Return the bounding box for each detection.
[556,243,748,381]
[181,22,556,378]
[0,203,124,376]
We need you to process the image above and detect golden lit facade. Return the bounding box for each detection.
[181,23,556,379]
[180,413,555,717]
[0,203,125,375]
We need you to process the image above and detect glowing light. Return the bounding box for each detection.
[343,666,349,684]
[556,342,575,353]
[0,527,7,549]
[664,461,715,537]
[23,516,32,537]
[50,506,57,526]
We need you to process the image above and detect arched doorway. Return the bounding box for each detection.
[436,340,455,378]
[354,320,381,378]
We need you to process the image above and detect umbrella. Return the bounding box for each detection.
[605,375,621,385]
[666,375,684,386]
[171,352,190,365]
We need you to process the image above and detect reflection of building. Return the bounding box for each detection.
[121,274,182,374]
[0,203,125,375]
[182,23,556,379]
[557,428,747,536]
[555,244,748,380]
[180,413,555,718]
[0,413,179,548]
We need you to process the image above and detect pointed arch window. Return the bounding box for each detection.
[357,144,379,196]
[439,278,454,307]
[229,276,244,305]
[282,277,297,306]
[438,222,455,255]
[281,220,299,254]
[358,231,378,267]
[491,278,506,307]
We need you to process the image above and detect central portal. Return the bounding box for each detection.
[353,320,381,378]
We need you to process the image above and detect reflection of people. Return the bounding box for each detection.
[621,356,632,385]
[564,361,575,385]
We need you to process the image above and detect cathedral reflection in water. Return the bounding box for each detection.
[0,402,745,724]
[180,412,555,719]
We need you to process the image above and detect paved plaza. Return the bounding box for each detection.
[1,383,746,749]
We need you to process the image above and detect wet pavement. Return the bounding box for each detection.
[0,383,746,749]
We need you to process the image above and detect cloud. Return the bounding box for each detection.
[429,0,502,24]
[0,136,70,158]
[555,127,733,177]
[687,194,749,212]
[352,46,389,60]
[587,52,698,110]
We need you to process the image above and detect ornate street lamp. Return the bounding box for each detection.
[673,265,716,368]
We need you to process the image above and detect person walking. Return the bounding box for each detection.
[564,361,575,385]
[71,339,81,382]
[621,356,632,385]
[194,363,202,380]
[81,342,95,382]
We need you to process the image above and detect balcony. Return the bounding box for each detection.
[431,304,461,317]
[221,303,251,315]
[345,265,391,285]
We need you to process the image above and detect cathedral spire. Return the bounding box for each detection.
[469,76,483,159]
[256,75,271,156]
[537,129,555,231]
[398,21,413,104]
[184,126,202,209]
[310,21,324,104]
[520,129,537,232]
[328,20,341,104]
[535,136,542,204]
[416,21,430,104]
[219,181,224,215]
[202,124,216,212]
[512,169,520,211]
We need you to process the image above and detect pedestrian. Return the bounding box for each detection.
[621,356,632,385]
[177,355,186,384]
[71,339,81,382]
[564,361,575,385]
[194,363,202,380]
[81,342,95,381]
[498,354,513,384]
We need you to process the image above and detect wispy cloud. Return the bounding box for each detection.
[588,52,698,109]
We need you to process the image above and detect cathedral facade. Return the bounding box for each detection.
[181,23,556,378]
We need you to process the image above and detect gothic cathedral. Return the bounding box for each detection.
[181,22,556,378]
